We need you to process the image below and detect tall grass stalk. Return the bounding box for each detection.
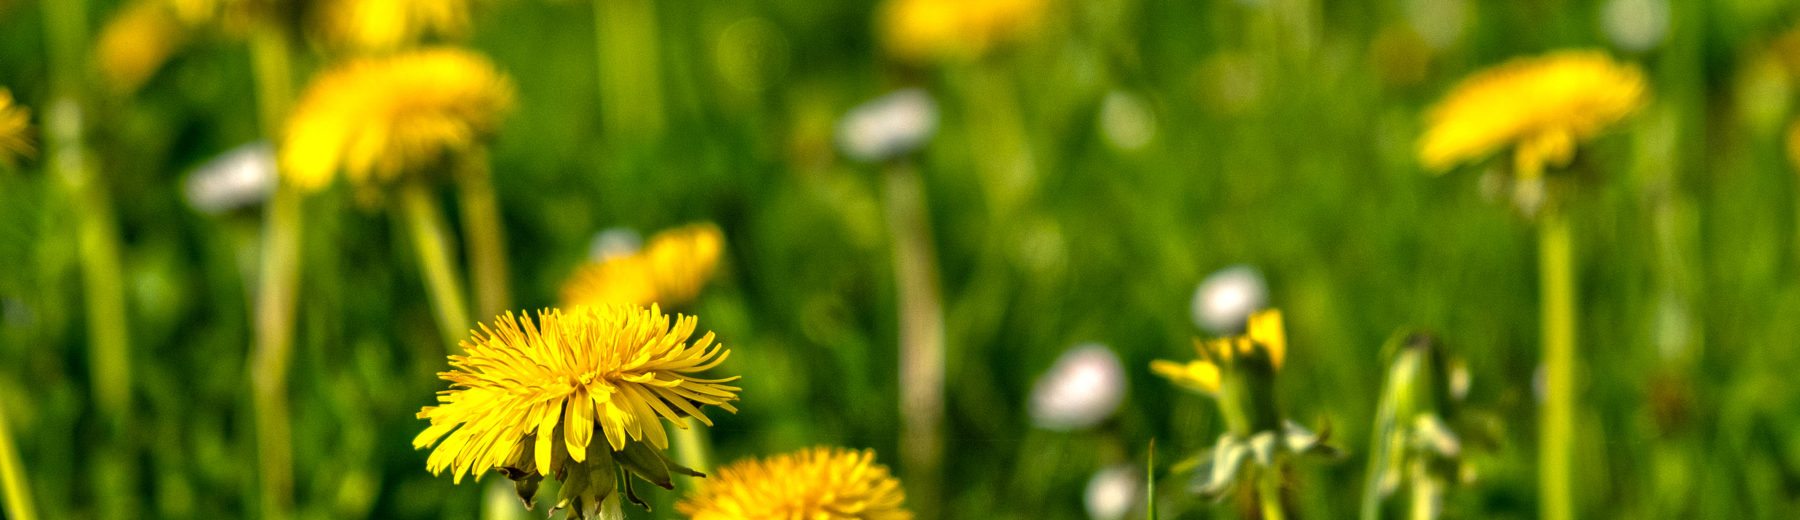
[400,181,473,353]
[1538,208,1576,520]
[883,162,945,516]
[592,0,665,141]
[0,396,37,520]
[248,21,300,520]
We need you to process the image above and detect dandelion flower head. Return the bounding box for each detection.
[97,0,189,94]
[315,0,472,52]
[1151,309,1285,394]
[1419,51,1646,177]
[879,0,1048,64]
[561,223,725,310]
[677,446,912,520]
[0,89,33,167]
[281,47,513,191]
[413,304,739,485]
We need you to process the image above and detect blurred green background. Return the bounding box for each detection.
[3,0,1800,518]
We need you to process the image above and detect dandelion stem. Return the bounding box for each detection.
[1408,464,1443,520]
[0,396,38,520]
[455,148,512,320]
[247,21,299,520]
[400,181,473,352]
[882,161,945,517]
[1538,208,1576,520]
[1257,467,1288,520]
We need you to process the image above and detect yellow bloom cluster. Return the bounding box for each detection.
[1152,309,1285,394]
[879,0,1047,64]
[1419,51,1647,178]
[413,304,740,484]
[678,446,912,520]
[0,89,32,167]
[281,47,514,191]
[561,223,725,310]
[315,0,472,52]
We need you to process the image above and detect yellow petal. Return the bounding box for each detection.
[1151,359,1220,394]
[1248,309,1285,369]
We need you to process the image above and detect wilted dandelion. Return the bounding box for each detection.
[879,0,1047,63]
[281,47,514,191]
[561,223,724,309]
[1419,51,1647,178]
[183,141,276,215]
[837,88,939,163]
[414,304,739,516]
[315,0,472,52]
[677,447,911,520]
[96,0,188,94]
[0,89,31,167]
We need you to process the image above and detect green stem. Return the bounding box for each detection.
[1257,467,1288,520]
[400,182,473,352]
[247,22,299,520]
[455,148,512,320]
[883,162,945,517]
[0,396,37,520]
[1538,209,1576,520]
[671,425,712,480]
[1408,466,1443,520]
[593,0,665,141]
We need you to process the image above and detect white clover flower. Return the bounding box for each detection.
[1084,464,1141,520]
[1030,343,1126,431]
[836,88,938,163]
[1190,264,1269,335]
[183,141,276,215]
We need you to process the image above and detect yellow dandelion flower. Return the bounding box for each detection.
[0,89,33,167]
[315,0,471,52]
[413,305,739,512]
[561,223,725,309]
[879,0,1047,64]
[1419,51,1647,178]
[1151,309,1285,394]
[281,47,513,191]
[97,1,189,94]
[678,447,912,520]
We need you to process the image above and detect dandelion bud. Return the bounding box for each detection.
[836,88,938,163]
[1030,343,1126,431]
[184,141,276,215]
[1190,265,1269,336]
[1084,464,1141,520]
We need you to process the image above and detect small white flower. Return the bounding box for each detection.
[1030,343,1126,431]
[183,141,276,215]
[836,88,938,163]
[1191,265,1269,335]
[1084,464,1141,520]
[587,227,643,262]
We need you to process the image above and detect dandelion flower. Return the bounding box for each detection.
[561,223,724,309]
[414,304,738,514]
[677,447,911,520]
[879,0,1047,64]
[314,0,472,52]
[0,89,32,167]
[1151,309,1285,395]
[1419,51,1647,177]
[281,47,513,191]
[96,1,189,94]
